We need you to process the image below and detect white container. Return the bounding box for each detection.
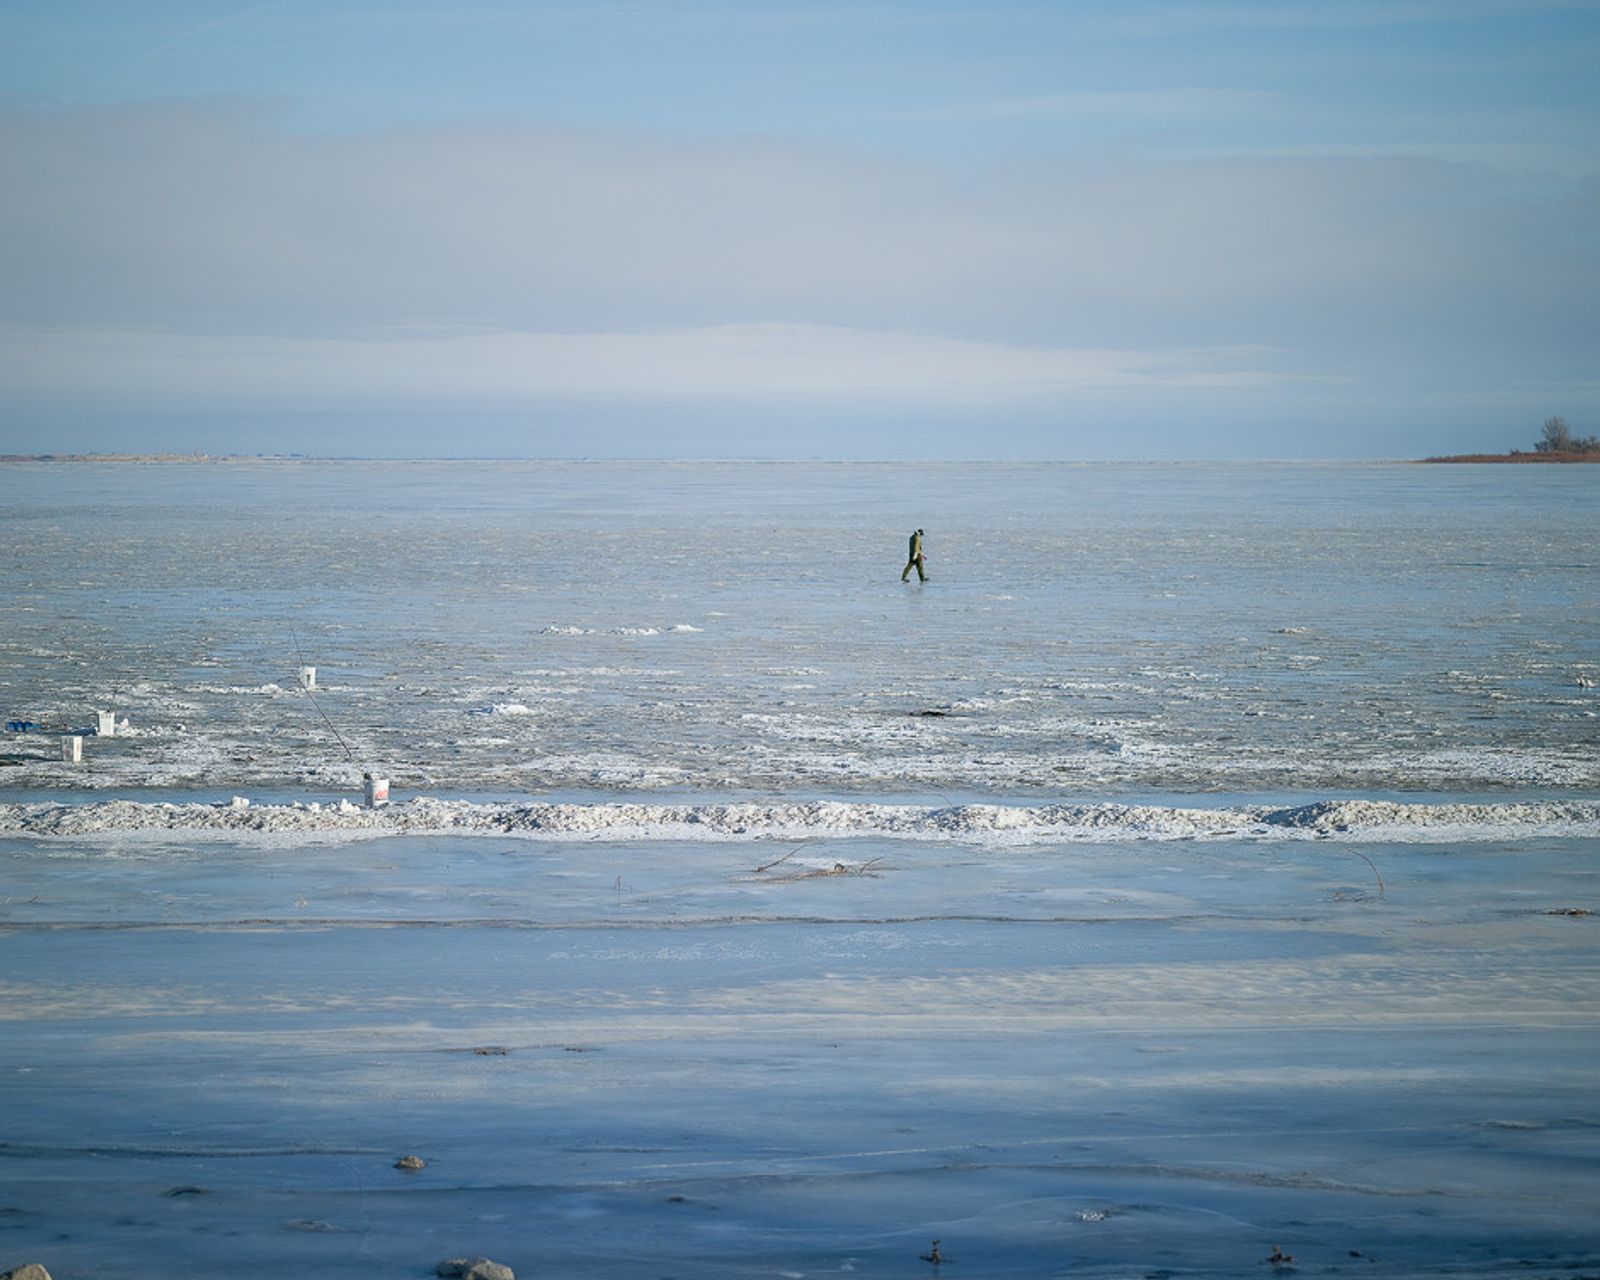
[299,666,317,690]
[96,710,116,737]
[363,775,390,808]
[62,735,83,763]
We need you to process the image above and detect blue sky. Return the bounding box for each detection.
[1,0,1597,457]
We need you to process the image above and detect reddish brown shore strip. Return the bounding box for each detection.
[1419,452,1600,463]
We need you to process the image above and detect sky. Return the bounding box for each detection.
[1,0,1597,459]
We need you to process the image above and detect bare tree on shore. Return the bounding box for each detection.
[1533,416,1598,454]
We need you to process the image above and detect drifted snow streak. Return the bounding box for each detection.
[1,797,1596,845]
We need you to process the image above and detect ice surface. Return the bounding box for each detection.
[2,831,1597,1278]
[2,460,1596,797]
[2,460,1597,1278]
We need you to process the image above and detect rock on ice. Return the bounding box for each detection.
[437,1259,514,1280]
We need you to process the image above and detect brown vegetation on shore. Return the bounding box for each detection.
[1419,451,1600,463]
[1424,415,1599,462]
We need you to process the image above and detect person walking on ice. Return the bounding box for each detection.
[901,528,928,582]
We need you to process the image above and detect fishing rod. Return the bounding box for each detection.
[289,624,355,763]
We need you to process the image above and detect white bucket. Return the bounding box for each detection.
[96,710,116,737]
[299,666,317,690]
[363,775,390,808]
[61,735,83,763]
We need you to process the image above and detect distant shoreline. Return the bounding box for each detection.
[0,453,310,464]
[4,452,1596,466]
[1419,452,1600,464]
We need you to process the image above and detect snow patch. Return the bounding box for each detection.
[1,797,1595,847]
